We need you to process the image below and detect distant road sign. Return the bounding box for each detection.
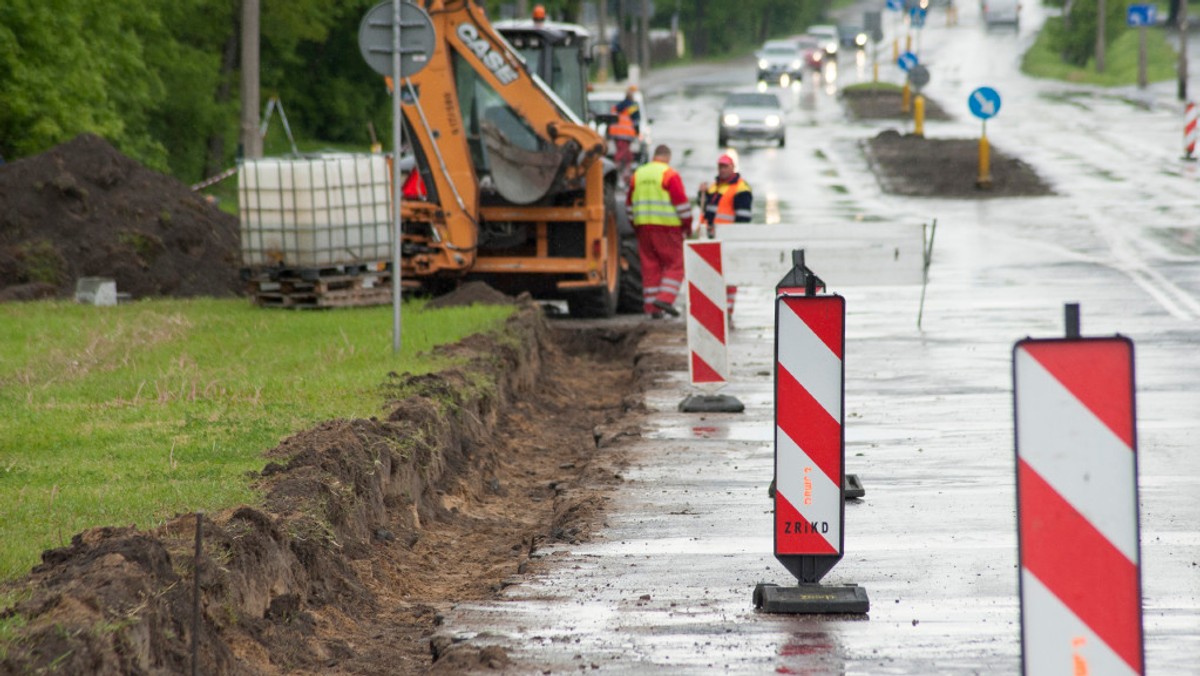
[1127,4,1157,26]
[864,11,883,42]
[969,86,1002,119]
[909,6,928,28]
[897,51,919,72]
[886,0,903,12]
[908,64,930,90]
[358,1,435,78]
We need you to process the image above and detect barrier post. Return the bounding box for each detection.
[679,240,743,413]
[755,252,868,614]
[1013,304,1144,675]
[1184,101,1197,161]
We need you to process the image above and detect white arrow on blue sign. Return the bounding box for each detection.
[1126,4,1157,26]
[909,6,927,28]
[887,0,903,12]
[897,52,919,72]
[968,86,1002,119]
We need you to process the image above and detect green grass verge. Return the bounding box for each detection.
[842,81,904,93]
[1022,18,1179,85]
[0,297,513,582]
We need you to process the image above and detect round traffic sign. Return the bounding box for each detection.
[358,1,436,78]
[897,51,919,72]
[908,64,930,90]
[968,86,1002,120]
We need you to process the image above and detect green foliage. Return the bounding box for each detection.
[1047,0,1131,66]
[0,297,515,581]
[1024,16,1178,84]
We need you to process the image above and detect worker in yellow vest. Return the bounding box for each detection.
[626,144,693,319]
[698,153,753,321]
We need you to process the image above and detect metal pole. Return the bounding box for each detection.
[1096,0,1107,73]
[1138,26,1148,89]
[240,0,262,159]
[1180,3,1190,101]
[392,0,403,354]
[1065,303,1081,338]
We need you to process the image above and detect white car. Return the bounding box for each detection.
[806,24,840,57]
[718,91,786,147]
[587,87,653,165]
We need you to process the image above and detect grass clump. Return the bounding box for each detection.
[0,297,513,581]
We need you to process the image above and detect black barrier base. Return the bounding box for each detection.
[845,474,865,499]
[753,582,870,614]
[678,394,745,413]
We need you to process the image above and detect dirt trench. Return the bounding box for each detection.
[0,301,683,675]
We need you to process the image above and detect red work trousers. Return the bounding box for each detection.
[635,224,685,314]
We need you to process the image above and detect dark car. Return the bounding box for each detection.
[718,91,786,147]
[838,24,868,50]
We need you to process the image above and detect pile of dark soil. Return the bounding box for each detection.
[864,129,1056,198]
[0,300,678,674]
[0,133,241,302]
[841,87,953,121]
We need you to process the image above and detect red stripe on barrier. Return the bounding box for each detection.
[687,281,726,342]
[691,352,723,384]
[692,241,723,274]
[784,297,843,360]
[1019,461,1143,672]
[776,365,840,483]
[776,493,838,555]
[1022,341,1134,447]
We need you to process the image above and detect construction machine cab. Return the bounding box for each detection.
[493,19,592,122]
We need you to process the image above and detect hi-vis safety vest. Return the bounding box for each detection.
[706,178,751,224]
[607,109,637,141]
[631,162,682,227]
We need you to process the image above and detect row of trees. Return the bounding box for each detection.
[0,0,822,184]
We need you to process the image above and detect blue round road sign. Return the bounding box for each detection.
[968,86,1002,119]
[897,52,919,72]
[887,0,903,11]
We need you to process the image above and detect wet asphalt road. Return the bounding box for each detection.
[433,2,1200,672]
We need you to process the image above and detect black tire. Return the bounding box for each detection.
[778,134,786,148]
[567,185,622,318]
[616,235,643,314]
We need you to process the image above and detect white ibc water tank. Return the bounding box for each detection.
[238,154,392,268]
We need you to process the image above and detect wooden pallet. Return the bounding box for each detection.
[245,265,393,309]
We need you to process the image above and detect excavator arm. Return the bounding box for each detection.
[398,0,609,282]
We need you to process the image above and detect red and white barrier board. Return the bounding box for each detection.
[774,293,845,583]
[685,241,728,386]
[1014,337,1144,676]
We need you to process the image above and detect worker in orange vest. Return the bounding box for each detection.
[698,153,753,321]
[608,85,640,179]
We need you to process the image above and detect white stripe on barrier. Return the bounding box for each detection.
[686,248,725,300]
[777,427,841,550]
[777,306,842,421]
[1022,571,1139,676]
[1015,350,1139,561]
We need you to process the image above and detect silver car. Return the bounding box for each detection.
[718,91,786,147]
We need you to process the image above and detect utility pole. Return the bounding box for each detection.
[1095,0,1107,73]
[640,0,651,73]
[598,0,610,81]
[1180,0,1190,100]
[240,0,262,159]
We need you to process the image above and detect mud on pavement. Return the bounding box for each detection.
[0,299,682,674]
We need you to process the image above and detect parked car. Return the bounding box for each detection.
[793,35,825,70]
[838,24,869,50]
[587,86,654,165]
[718,91,786,147]
[806,24,840,57]
[755,39,805,84]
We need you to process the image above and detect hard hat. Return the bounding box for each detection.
[532,4,546,21]
[717,154,734,167]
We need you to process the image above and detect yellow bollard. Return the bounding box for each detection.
[977,134,992,188]
[902,81,912,113]
[873,62,879,83]
[892,38,899,62]
[914,95,925,137]
[906,34,912,53]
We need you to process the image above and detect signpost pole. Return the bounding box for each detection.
[391,0,403,354]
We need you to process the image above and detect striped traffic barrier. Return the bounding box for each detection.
[755,289,867,614]
[679,241,742,413]
[1184,101,1197,161]
[1013,305,1143,675]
